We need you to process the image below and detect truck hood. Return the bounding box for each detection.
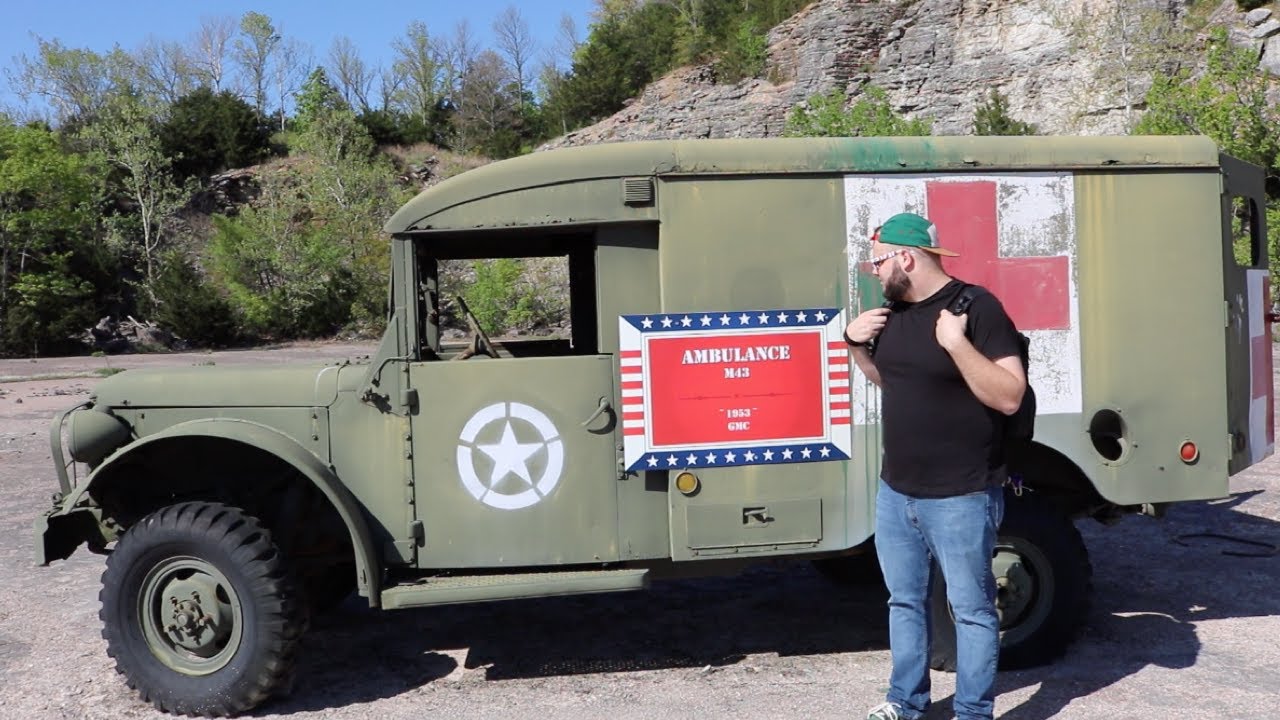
[92,363,361,409]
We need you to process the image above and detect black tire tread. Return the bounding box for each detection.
[99,501,305,717]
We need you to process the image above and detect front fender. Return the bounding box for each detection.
[37,418,382,606]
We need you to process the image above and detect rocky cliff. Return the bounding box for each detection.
[545,0,1278,148]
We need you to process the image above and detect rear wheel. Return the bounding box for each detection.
[100,502,305,716]
[929,490,1092,671]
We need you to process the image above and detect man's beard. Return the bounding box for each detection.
[883,265,912,303]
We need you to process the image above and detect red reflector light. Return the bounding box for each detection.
[1179,441,1199,463]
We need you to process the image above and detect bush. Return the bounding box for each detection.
[785,86,933,137]
[142,251,238,346]
[715,20,769,83]
[973,89,1038,136]
[1237,1,1268,10]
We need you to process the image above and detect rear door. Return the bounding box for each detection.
[407,356,620,568]
[1220,155,1274,474]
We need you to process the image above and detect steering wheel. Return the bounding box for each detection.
[453,295,498,360]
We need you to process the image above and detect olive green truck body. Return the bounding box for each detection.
[35,137,1272,715]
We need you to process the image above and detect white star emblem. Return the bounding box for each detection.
[725,451,737,463]
[477,422,544,487]
[820,447,831,458]
[686,453,699,465]
[782,448,793,460]
[815,311,828,322]
[661,316,673,328]
[647,456,659,467]
[763,450,774,461]
[700,315,712,327]
[720,314,732,326]
[738,313,751,325]
[796,311,808,322]
[801,447,812,459]
[681,315,692,327]
[757,313,770,324]
[744,450,756,462]
[705,452,718,464]
[777,312,789,323]
[667,455,678,466]
[641,317,653,329]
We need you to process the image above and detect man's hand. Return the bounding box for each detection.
[846,307,890,345]
[935,309,968,351]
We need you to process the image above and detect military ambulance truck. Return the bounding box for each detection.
[37,137,1272,716]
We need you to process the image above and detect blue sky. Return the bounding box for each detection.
[1,0,598,112]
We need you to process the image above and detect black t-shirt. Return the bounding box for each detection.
[872,279,1023,498]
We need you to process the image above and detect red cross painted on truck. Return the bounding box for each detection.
[925,181,1071,331]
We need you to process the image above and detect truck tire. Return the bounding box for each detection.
[100,502,305,717]
[929,490,1092,671]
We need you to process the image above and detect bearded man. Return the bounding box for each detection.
[843,212,1026,720]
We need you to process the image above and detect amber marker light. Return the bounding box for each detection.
[675,471,700,495]
[1179,441,1199,464]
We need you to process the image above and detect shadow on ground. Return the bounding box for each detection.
[266,489,1280,716]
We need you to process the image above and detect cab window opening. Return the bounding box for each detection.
[411,232,597,360]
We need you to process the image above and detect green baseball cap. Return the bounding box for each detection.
[875,212,960,257]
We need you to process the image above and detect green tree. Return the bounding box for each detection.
[233,12,280,115]
[5,252,97,356]
[785,86,932,137]
[157,87,272,181]
[714,18,769,83]
[207,195,355,338]
[973,89,1038,136]
[7,37,131,124]
[294,67,348,132]
[79,96,192,298]
[390,21,454,145]
[545,2,680,128]
[1134,28,1280,170]
[0,120,103,355]
[208,97,409,338]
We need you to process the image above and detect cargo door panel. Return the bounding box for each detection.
[408,356,620,568]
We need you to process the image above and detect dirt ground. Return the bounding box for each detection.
[2,342,1279,720]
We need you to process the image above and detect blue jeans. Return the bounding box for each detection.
[874,478,1004,720]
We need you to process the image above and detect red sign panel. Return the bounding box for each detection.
[646,331,825,446]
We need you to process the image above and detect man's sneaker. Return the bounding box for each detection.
[866,702,904,720]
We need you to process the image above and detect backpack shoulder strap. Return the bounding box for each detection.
[947,282,982,316]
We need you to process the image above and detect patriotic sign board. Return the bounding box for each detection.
[844,173,1083,425]
[619,309,852,472]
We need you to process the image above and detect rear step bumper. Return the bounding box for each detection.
[381,568,649,609]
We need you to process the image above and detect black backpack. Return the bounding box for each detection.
[949,284,1036,446]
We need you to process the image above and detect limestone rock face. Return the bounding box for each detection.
[545,0,1265,148]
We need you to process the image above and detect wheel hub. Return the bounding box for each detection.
[139,557,241,675]
[162,573,229,654]
[993,549,1034,626]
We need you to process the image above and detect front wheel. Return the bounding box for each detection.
[100,502,306,717]
[929,490,1092,671]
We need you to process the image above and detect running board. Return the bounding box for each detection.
[380,568,650,609]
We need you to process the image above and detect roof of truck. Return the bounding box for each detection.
[384,136,1223,234]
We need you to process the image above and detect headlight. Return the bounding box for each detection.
[68,408,130,465]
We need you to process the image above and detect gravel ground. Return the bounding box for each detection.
[1,343,1278,720]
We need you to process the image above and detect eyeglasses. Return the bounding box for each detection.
[869,249,904,271]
